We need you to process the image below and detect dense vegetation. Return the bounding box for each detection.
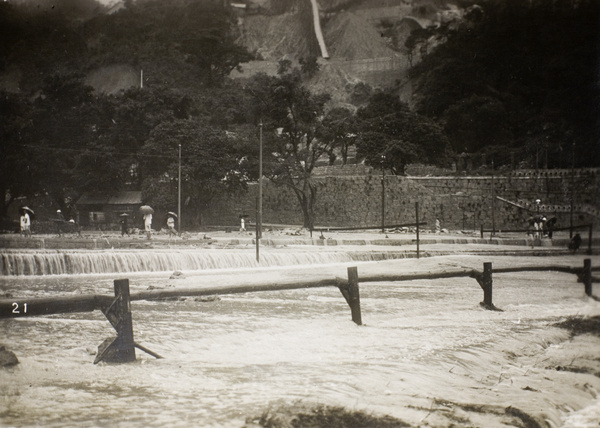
[407,0,599,169]
[1,0,598,228]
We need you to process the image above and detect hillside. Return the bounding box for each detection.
[323,11,397,59]
[233,0,467,106]
[0,0,461,105]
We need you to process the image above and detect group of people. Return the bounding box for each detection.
[527,214,557,239]
[526,214,583,252]
[19,207,80,237]
[120,211,178,240]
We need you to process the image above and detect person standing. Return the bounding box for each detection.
[20,211,31,237]
[144,212,152,240]
[56,209,66,237]
[120,215,129,237]
[545,216,557,239]
[167,214,177,238]
[569,233,582,252]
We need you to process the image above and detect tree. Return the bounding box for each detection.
[443,95,513,154]
[299,56,320,78]
[25,74,100,209]
[245,69,332,230]
[174,1,254,87]
[409,0,600,167]
[356,132,419,176]
[0,91,37,220]
[317,107,357,166]
[140,119,253,227]
[356,91,450,174]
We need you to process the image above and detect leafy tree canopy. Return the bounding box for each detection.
[356,92,450,174]
[0,0,255,224]
[244,66,332,228]
[409,0,600,167]
[140,119,253,222]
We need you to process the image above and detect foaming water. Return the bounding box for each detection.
[0,249,413,276]
[1,267,599,427]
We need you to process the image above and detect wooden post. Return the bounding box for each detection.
[347,267,362,325]
[480,224,484,239]
[583,258,592,296]
[491,161,495,236]
[337,267,362,325]
[415,202,420,259]
[381,163,385,234]
[95,279,136,364]
[588,224,593,255]
[482,262,493,308]
[255,196,260,263]
[113,279,135,362]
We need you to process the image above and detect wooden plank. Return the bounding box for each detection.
[0,295,113,318]
[313,222,426,232]
[356,268,480,284]
[492,266,578,274]
[129,277,344,302]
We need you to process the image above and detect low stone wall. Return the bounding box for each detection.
[202,168,599,231]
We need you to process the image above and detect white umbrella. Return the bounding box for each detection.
[139,205,154,215]
[21,206,34,215]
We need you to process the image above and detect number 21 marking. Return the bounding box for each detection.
[11,303,27,314]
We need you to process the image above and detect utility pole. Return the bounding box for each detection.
[258,121,263,240]
[381,155,385,233]
[570,142,575,238]
[491,160,495,236]
[178,143,182,234]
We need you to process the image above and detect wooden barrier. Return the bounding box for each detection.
[1,261,597,363]
[313,222,427,233]
[0,267,364,363]
[94,279,136,364]
[338,267,362,325]
[480,223,594,254]
[584,259,592,297]
[481,262,496,310]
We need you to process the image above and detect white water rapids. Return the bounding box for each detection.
[1,253,599,427]
[0,248,412,276]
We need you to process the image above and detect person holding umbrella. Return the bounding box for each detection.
[140,205,154,240]
[20,206,33,237]
[167,212,178,238]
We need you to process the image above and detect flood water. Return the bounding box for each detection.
[1,253,599,427]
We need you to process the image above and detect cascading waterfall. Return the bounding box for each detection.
[0,249,413,276]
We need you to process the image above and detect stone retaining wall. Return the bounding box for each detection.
[202,168,599,231]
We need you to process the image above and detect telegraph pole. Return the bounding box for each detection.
[258,121,263,240]
[491,160,495,236]
[570,143,575,238]
[381,155,385,233]
[178,143,182,234]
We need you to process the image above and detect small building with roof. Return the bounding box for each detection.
[76,191,142,227]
